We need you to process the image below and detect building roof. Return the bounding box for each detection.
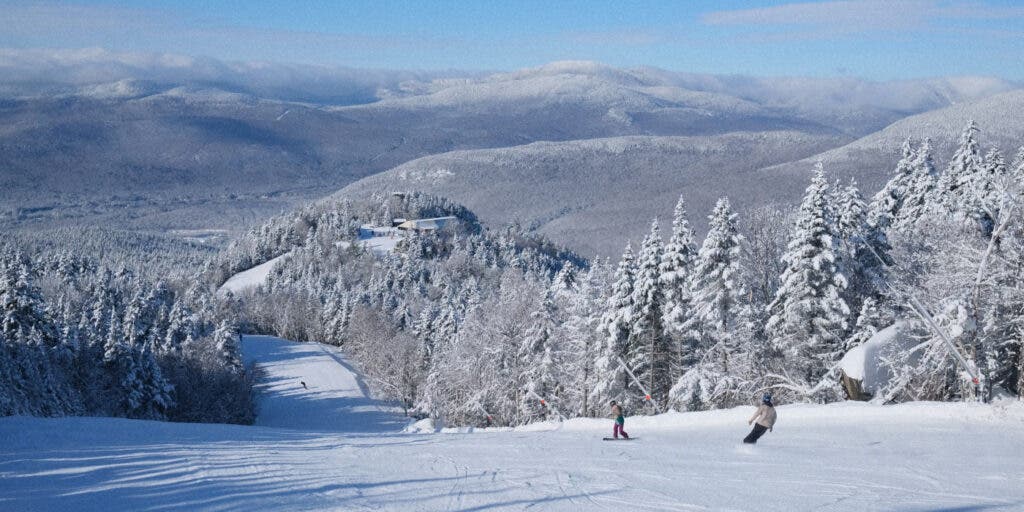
[396,216,458,231]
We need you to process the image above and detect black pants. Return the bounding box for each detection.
[743,423,768,444]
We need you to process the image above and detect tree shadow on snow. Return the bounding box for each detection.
[0,417,545,511]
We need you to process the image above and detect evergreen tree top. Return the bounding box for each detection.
[947,120,983,178]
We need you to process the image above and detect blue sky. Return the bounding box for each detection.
[2,0,1023,79]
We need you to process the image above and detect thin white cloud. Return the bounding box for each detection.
[702,0,1024,32]
[0,1,459,66]
[0,48,476,104]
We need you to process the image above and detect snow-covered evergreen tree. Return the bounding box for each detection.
[933,121,988,231]
[690,198,747,349]
[519,291,559,422]
[895,138,939,229]
[660,196,699,381]
[592,242,635,411]
[869,138,917,230]
[974,146,1011,236]
[120,347,175,420]
[561,260,609,416]
[628,219,672,408]
[213,320,243,374]
[669,198,748,410]
[836,179,891,315]
[1,257,51,343]
[767,164,850,396]
[1013,146,1024,186]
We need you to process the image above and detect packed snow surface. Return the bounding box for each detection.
[3,336,1024,511]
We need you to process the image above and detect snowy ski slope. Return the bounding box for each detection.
[217,228,403,296]
[2,336,1023,511]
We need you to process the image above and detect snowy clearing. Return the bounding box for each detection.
[217,253,290,296]
[2,336,1023,511]
[217,228,403,296]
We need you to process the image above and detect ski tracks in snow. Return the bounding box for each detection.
[5,337,1024,511]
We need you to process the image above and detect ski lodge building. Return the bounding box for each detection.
[395,216,458,232]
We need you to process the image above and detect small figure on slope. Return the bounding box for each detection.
[610,400,629,439]
[743,393,777,444]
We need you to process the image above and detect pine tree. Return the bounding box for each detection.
[869,138,917,230]
[767,164,850,392]
[551,263,577,296]
[592,242,635,410]
[1,257,52,343]
[214,320,243,374]
[896,138,939,229]
[836,179,890,315]
[519,291,559,422]
[975,147,1010,235]
[563,261,608,416]
[120,347,175,420]
[628,219,672,408]
[103,308,124,365]
[0,331,15,415]
[122,286,148,349]
[660,196,699,380]
[1013,146,1024,186]
[163,300,189,354]
[669,198,749,410]
[690,198,747,349]
[933,121,985,226]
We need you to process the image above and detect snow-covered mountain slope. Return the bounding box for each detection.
[2,336,1023,511]
[333,131,843,257]
[759,89,1024,191]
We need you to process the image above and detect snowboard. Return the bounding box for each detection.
[602,437,637,441]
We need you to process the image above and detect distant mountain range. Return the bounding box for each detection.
[332,88,1024,257]
[331,131,841,257]
[1,51,1021,255]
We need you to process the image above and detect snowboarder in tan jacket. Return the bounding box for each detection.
[743,392,777,444]
[610,400,629,439]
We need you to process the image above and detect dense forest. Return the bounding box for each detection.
[2,121,1021,428]
[212,121,1024,427]
[0,231,253,423]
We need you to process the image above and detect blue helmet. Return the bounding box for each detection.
[762,392,773,404]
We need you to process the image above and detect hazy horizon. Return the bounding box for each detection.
[3,0,1024,81]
